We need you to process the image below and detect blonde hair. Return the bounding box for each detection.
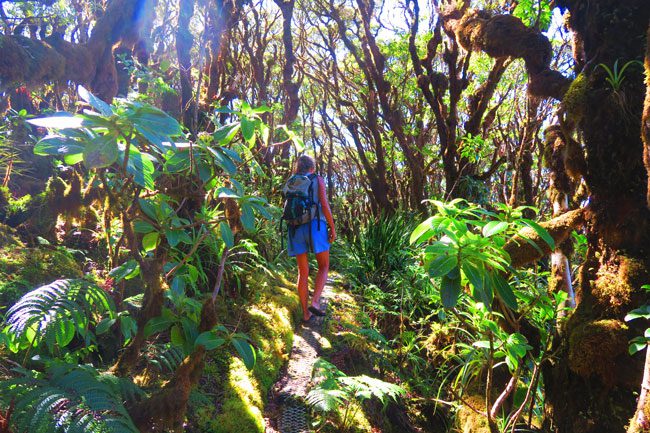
[295,155,315,174]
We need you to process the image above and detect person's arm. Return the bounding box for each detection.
[317,176,336,242]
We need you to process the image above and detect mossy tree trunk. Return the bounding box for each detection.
[542,2,650,432]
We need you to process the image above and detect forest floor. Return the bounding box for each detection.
[264,279,333,433]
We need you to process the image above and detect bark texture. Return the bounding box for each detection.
[439,4,571,101]
[542,1,650,432]
[0,0,145,101]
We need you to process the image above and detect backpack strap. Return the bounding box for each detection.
[308,174,321,232]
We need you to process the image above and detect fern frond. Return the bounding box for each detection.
[305,387,347,413]
[143,342,184,373]
[4,279,115,352]
[0,362,139,433]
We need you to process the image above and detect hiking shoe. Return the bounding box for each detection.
[308,306,326,317]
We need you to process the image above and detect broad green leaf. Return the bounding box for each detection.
[165,151,194,173]
[143,315,174,338]
[96,318,116,335]
[78,86,113,116]
[27,113,84,129]
[142,232,159,252]
[629,342,647,355]
[241,117,255,144]
[138,199,158,220]
[108,260,140,282]
[220,221,234,248]
[410,216,435,244]
[492,273,518,310]
[133,220,155,234]
[231,337,256,370]
[213,123,240,145]
[625,306,650,321]
[166,229,184,248]
[194,331,226,350]
[34,136,84,156]
[126,146,155,189]
[64,153,84,165]
[208,146,237,175]
[240,202,255,231]
[440,273,462,308]
[170,325,185,347]
[427,254,458,278]
[83,135,119,169]
[521,219,555,250]
[482,221,509,237]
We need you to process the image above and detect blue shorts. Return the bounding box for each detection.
[287,219,330,257]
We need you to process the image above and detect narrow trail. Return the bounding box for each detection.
[264,280,334,433]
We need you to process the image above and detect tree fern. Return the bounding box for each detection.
[0,362,140,433]
[3,279,115,353]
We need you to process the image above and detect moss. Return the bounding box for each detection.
[455,394,490,433]
[187,274,300,432]
[0,229,82,307]
[568,319,628,386]
[562,72,588,125]
[592,255,648,313]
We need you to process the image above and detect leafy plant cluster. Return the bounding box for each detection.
[0,87,297,432]
[334,199,572,431]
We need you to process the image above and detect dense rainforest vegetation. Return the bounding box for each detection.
[0,0,649,432]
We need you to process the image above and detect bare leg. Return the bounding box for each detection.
[296,253,311,321]
[311,250,330,308]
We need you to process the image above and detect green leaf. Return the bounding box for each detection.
[34,136,84,156]
[143,315,174,338]
[133,220,155,234]
[492,273,518,310]
[521,219,555,250]
[440,272,462,308]
[165,151,193,173]
[410,216,435,244]
[78,86,113,116]
[126,146,155,190]
[628,337,648,355]
[241,117,256,144]
[220,221,234,248]
[131,106,182,149]
[482,221,508,237]
[208,146,237,175]
[27,113,84,129]
[55,320,75,347]
[108,260,140,282]
[194,331,226,350]
[142,232,160,252]
[83,135,119,169]
[64,153,84,165]
[625,306,650,321]
[240,202,255,231]
[212,123,240,145]
[427,254,458,278]
[96,318,116,335]
[231,337,256,369]
[166,229,185,248]
[170,325,185,347]
[138,199,158,220]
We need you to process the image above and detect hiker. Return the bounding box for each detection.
[282,155,336,322]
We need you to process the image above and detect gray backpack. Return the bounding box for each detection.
[280,173,322,249]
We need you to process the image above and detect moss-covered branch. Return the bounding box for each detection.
[439,6,572,100]
[0,0,141,100]
[504,209,585,268]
